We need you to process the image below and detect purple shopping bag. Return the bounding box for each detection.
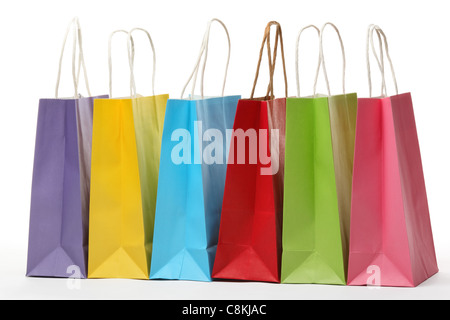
[27,18,107,278]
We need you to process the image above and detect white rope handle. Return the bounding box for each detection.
[127,28,156,98]
[55,17,92,99]
[367,24,385,97]
[368,25,399,97]
[295,25,321,97]
[181,18,231,99]
[55,18,78,98]
[108,30,135,98]
[314,22,346,96]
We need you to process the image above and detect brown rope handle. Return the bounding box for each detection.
[250,21,288,100]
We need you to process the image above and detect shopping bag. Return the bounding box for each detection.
[212,21,287,283]
[129,29,168,275]
[281,23,357,285]
[88,29,168,279]
[27,18,107,278]
[150,19,240,282]
[347,25,438,287]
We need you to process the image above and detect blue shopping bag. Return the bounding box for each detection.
[150,19,240,281]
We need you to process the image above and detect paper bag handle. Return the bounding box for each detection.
[367,25,399,97]
[108,30,136,98]
[55,17,92,99]
[181,18,231,99]
[127,28,156,98]
[295,25,322,98]
[314,22,346,96]
[250,21,288,100]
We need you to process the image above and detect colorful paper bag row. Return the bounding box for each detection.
[27,18,438,287]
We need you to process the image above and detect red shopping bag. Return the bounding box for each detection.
[212,21,286,283]
[347,25,438,287]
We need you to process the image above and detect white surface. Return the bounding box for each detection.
[1,250,449,300]
[1,0,450,300]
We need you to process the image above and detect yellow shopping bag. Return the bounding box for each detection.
[129,29,168,277]
[88,29,167,279]
[132,93,168,268]
[89,98,147,279]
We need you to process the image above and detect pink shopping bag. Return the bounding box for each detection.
[347,25,438,287]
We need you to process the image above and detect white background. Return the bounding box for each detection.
[0,0,449,300]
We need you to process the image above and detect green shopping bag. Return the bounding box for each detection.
[281,23,357,285]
